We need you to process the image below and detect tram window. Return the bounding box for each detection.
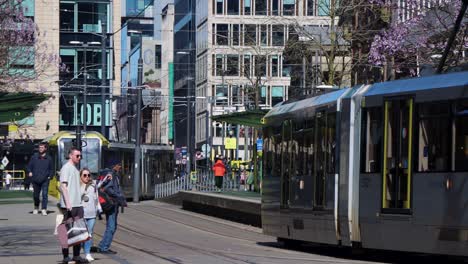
[361,107,382,173]
[263,125,279,178]
[303,119,315,208]
[326,112,336,174]
[455,100,468,171]
[417,103,450,172]
[290,123,305,207]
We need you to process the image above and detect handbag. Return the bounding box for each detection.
[57,215,90,247]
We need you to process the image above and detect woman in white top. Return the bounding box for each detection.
[80,168,101,262]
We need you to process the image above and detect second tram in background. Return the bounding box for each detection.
[261,71,468,256]
[44,131,174,199]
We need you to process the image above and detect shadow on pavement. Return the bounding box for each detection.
[0,227,57,257]
[256,241,467,264]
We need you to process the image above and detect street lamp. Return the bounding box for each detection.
[128,30,143,203]
[68,41,101,134]
[176,50,193,176]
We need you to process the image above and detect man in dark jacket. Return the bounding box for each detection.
[27,143,53,215]
[95,161,126,254]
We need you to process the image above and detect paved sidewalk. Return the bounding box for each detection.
[0,193,122,264]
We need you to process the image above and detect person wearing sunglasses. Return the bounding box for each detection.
[58,147,87,264]
[80,168,101,262]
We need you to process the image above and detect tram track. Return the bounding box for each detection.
[98,203,371,264]
[127,203,263,243]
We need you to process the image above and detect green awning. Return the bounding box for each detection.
[211,109,268,128]
[0,92,49,123]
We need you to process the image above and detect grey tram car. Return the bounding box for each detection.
[261,71,468,256]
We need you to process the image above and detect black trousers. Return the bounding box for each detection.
[215,176,223,189]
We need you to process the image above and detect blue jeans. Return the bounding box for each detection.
[83,218,96,254]
[98,206,118,251]
[32,180,49,209]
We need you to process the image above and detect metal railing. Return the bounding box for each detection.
[155,167,240,199]
[2,170,26,190]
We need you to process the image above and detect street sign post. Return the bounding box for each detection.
[1,157,9,167]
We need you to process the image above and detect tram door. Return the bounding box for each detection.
[382,99,413,211]
[281,120,292,207]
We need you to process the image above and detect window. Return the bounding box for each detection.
[303,120,315,208]
[216,0,223,14]
[60,3,75,32]
[288,25,299,41]
[216,24,229,45]
[216,54,224,76]
[260,25,268,46]
[272,0,279,15]
[325,112,336,174]
[271,55,279,77]
[255,0,267,15]
[227,0,239,15]
[232,85,241,105]
[283,0,295,16]
[455,100,468,171]
[417,103,450,172]
[382,99,413,210]
[232,24,240,46]
[289,121,302,207]
[155,45,161,69]
[307,0,315,16]
[272,25,284,46]
[215,85,228,106]
[78,2,108,33]
[271,86,284,106]
[281,120,292,206]
[244,0,251,15]
[260,86,267,105]
[255,55,266,77]
[21,0,34,17]
[243,54,251,77]
[244,24,257,46]
[226,55,239,76]
[318,0,329,16]
[361,107,382,173]
[127,0,153,16]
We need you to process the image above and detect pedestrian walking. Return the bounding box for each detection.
[95,161,126,254]
[80,168,101,262]
[59,147,87,264]
[4,171,12,190]
[27,143,53,215]
[212,158,226,192]
[240,168,247,191]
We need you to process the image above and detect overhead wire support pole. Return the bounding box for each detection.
[133,32,143,203]
[83,44,88,133]
[436,0,468,74]
[101,23,107,136]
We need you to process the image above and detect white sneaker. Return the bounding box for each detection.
[41,209,47,216]
[33,209,38,215]
[85,254,94,262]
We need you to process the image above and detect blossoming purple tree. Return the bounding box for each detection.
[0,0,63,93]
[368,0,468,78]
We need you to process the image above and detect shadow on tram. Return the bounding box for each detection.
[256,241,468,263]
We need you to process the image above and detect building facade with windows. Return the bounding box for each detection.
[117,0,173,145]
[58,0,122,139]
[195,0,333,161]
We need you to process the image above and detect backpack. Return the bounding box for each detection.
[98,188,115,214]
